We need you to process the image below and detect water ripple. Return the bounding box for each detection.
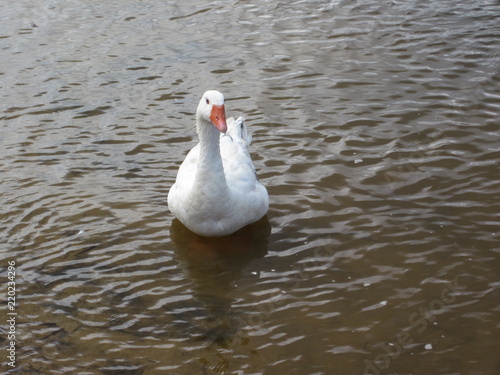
[1,0,499,374]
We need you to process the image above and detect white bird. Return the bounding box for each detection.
[168,90,269,237]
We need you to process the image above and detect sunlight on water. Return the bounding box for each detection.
[1,0,499,374]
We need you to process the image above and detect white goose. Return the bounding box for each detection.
[168,90,269,237]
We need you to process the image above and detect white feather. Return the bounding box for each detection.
[168,91,268,236]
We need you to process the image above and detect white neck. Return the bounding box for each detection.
[194,117,228,192]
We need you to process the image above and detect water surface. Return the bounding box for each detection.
[1,0,499,374]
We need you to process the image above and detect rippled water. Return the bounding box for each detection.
[1,0,499,374]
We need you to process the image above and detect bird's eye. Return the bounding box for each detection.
[206,99,210,104]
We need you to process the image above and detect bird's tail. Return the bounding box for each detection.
[227,116,252,144]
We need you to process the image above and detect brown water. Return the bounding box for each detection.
[1,0,499,374]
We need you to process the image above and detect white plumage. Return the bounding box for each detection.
[168,90,269,237]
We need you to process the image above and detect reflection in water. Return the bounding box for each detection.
[2,0,499,373]
[169,217,270,346]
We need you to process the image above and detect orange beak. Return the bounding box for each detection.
[210,104,227,133]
